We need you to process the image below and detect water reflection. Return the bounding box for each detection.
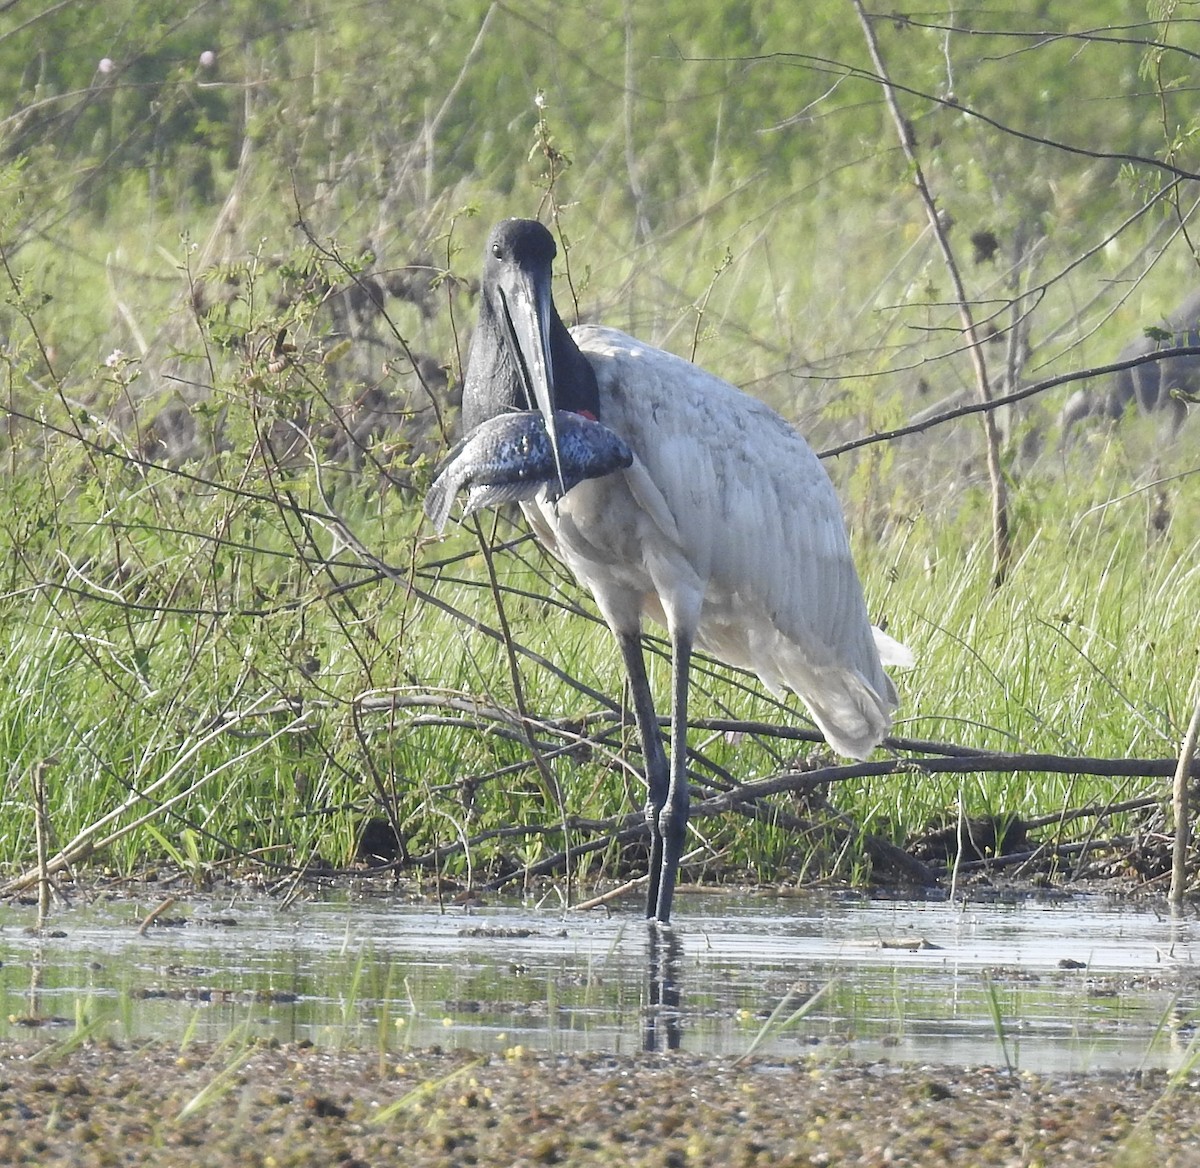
[644,923,682,1052]
[0,890,1196,1072]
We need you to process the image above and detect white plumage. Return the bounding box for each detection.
[524,325,906,761]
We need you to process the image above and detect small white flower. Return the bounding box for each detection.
[104,349,123,368]
[199,50,215,68]
[534,89,546,110]
[98,58,114,75]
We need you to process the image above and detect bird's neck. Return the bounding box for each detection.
[461,300,520,431]
[461,301,601,431]
[547,314,602,419]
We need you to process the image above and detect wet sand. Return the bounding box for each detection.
[0,1038,1195,1166]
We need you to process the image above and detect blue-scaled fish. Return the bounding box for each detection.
[423,409,633,533]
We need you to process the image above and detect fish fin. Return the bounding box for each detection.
[462,481,546,518]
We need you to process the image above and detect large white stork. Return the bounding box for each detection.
[455,218,909,924]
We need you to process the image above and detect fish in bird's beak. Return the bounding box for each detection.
[494,253,567,493]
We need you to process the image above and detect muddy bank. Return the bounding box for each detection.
[0,1039,1194,1166]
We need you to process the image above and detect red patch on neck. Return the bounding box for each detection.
[573,408,598,421]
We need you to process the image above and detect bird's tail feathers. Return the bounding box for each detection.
[799,669,895,761]
[872,626,914,670]
[714,625,899,760]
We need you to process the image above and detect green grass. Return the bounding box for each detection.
[0,383,1194,887]
[1,2,1197,890]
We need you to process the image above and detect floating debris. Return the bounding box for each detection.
[878,937,943,951]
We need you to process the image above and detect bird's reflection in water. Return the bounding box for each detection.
[644,923,683,1051]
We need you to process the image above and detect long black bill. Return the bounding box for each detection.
[496,265,566,492]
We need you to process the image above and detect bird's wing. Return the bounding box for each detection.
[573,326,898,756]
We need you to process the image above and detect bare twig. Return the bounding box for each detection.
[31,757,57,926]
[820,344,1200,458]
[852,0,1010,584]
[1170,680,1200,906]
[137,897,179,936]
[474,526,574,900]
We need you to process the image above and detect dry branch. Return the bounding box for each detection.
[370,683,1182,895]
[852,0,1010,584]
[1170,684,1200,905]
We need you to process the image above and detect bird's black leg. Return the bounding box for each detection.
[615,630,669,918]
[653,629,693,924]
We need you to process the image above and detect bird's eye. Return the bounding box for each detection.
[491,244,504,260]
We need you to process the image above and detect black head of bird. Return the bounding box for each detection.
[462,219,601,487]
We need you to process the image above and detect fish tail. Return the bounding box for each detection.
[423,473,457,533]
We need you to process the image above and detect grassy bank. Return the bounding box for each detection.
[1,2,1197,890]
[0,372,1193,887]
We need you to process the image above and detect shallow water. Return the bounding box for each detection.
[1,889,1196,1073]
